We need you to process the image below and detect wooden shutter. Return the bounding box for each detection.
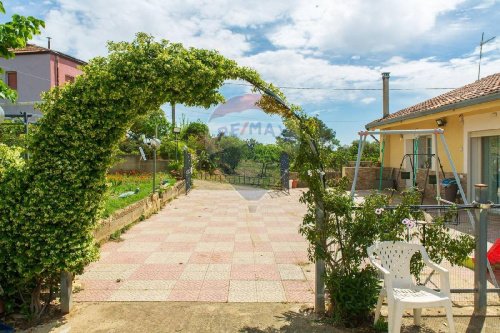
[7,71,17,90]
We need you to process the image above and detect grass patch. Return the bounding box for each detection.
[102,172,173,218]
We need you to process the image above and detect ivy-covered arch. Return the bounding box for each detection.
[0,33,326,313]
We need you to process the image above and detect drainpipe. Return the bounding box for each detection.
[55,55,59,86]
[382,72,390,118]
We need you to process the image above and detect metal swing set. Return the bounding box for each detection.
[350,128,499,290]
[351,129,456,204]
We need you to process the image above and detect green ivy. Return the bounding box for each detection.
[0,33,287,315]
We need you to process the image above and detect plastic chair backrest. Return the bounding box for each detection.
[368,241,422,288]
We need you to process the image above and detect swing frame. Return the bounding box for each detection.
[350,129,460,204]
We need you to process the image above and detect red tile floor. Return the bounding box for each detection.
[75,184,315,303]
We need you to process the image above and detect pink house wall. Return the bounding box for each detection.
[50,54,83,87]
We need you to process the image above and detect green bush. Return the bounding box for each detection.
[326,267,380,327]
[300,180,474,327]
[0,33,277,316]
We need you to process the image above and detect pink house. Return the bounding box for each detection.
[0,44,86,119]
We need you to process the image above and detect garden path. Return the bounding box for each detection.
[74,180,315,302]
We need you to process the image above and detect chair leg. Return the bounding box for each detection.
[445,303,456,333]
[387,301,393,333]
[392,306,403,333]
[413,308,422,326]
[374,292,384,324]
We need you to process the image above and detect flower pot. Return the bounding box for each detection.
[292,179,298,188]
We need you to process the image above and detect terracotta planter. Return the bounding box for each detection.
[292,179,298,188]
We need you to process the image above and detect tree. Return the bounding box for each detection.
[130,108,170,139]
[278,118,339,148]
[0,1,44,101]
[329,139,380,171]
[218,135,246,172]
[181,121,209,141]
[254,143,280,177]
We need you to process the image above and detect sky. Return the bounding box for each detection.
[2,0,500,144]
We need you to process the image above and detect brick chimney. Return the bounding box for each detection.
[382,72,390,118]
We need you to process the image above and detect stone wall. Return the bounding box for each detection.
[109,154,171,173]
[342,167,395,190]
[289,171,341,188]
[342,166,467,200]
[94,180,186,242]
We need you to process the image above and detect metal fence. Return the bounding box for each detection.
[196,171,281,188]
[384,203,500,310]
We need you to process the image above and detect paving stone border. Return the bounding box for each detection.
[94,180,186,243]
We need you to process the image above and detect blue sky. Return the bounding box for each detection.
[2,0,500,144]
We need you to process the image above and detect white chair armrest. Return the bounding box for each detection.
[370,259,391,276]
[423,259,449,274]
[422,257,451,295]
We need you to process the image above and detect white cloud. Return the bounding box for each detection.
[237,43,500,104]
[238,50,381,103]
[472,0,499,10]
[25,0,499,107]
[267,0,466,54]
[361,97,376,104]
[33,0,295,60]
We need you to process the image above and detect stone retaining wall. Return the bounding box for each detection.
[94,180,186,242]
[342,167,394,190]
[109,154,171,173]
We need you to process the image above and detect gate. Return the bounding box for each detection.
[183,150,192,193]
[280,152,290,192]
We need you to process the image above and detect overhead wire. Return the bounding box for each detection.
[223,82,457,91]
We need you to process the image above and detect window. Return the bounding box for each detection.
[65,75,75,83]
[417,136,433,169]
[6,71,17,90]
[407,136,433,169]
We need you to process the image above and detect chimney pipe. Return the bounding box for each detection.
[47,37,52,49]
[382,72,390,118]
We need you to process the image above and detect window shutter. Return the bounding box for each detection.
[7,72,17,90]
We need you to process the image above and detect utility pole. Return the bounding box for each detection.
[478,32,496,81]
[171,102,176,128]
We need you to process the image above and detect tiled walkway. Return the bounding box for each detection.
[75,183,314,303]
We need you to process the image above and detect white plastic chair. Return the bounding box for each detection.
[367,241,455,333]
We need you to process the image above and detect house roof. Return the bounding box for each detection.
[10,44,87,66]
[366,72,500,129]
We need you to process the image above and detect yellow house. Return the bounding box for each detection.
[366,73,500,202]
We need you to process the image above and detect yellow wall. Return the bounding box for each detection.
[374,99,500,173]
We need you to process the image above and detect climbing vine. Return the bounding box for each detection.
[0,33,297,315]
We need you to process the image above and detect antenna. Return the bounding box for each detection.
[478,32,495,81]
[46,37,52,49]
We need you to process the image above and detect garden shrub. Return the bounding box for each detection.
[300,180,475,327]
[0,33,285,315]
[326,267,380,326]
